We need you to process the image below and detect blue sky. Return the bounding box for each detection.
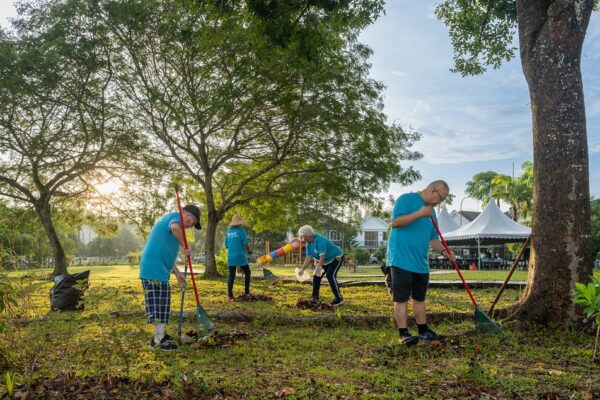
[1,0,598,212]
[359,1,600,211]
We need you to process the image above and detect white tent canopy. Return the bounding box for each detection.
[443,199,531,246]
[436,207,459,234]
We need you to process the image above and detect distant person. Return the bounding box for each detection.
[139,205,201,350]
[297,225,345,306]
[224,214,251,301]
[387,181,456,346]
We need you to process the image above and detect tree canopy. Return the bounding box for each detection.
[102,0,420,275]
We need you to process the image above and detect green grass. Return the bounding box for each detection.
[1,265,598,399]
[256,264,529,282]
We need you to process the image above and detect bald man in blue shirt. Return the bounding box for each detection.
[387,181,456,346]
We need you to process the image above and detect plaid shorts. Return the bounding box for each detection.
[141,279,171,324]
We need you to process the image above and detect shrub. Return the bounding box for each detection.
[216,247,228,276]
[352,248,370,266]
[573,272,600,362]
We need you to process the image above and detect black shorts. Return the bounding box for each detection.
[390,267,429,302]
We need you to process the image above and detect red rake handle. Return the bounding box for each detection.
[429,215,478,308]
[176,190,201,306]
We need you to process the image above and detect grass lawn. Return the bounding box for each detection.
[1,265,598,399]
[251,264,529,282]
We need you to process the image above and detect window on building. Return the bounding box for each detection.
[329,230,341,242]
[365,231,378,247]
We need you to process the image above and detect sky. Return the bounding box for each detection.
[1,0,598,212]
[358,1,600,211]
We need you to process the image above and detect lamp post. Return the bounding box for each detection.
[459,196,470,226]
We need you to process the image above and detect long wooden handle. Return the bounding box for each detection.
[176,190,200,306]
[430,216,478,308]
[488,235,531,314]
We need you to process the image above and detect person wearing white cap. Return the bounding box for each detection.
[297,225,345,306]
[224,214,251,301]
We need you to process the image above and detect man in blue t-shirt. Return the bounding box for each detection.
[297,225,345,306]
[140,204,201,350]
[387,180,456,346]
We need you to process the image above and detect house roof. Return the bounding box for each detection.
[458,210,480,222]
[362,215,389,230]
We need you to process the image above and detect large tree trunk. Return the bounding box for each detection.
[36,202,68,276]
[203,209,220,277]
[512,0,594,322]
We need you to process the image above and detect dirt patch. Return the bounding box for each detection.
[295,299,333,311]
[183,329,249,349]
[8,374,213,400]
[234,293,273,302]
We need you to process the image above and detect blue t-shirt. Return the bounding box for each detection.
[387,192,439,274]
[224,226,249,266]
[305,233,343,265]
[140,212,181,282]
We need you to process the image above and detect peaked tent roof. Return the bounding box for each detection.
[443,199,531,245]
[437,207,459,233]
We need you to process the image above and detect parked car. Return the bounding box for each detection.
[193,253,206,263]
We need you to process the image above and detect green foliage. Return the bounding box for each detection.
[465,162,533,220]
[352,248,370,265]
[0,1,143,275]
[0,280,16,334]
[573,272,600,362]
[373,246,386,262]
[79,226,142,258]
[465,171,499,204]
[216,247,229,276]
[438,193,456,209]
[435,0,517,76]
[491,161,533,220]
[101,0,420,275]
[5,371,14,398]
[573,273,600,325]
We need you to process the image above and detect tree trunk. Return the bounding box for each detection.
[36,202,68,276]
[511,0,594,322]
[203,209,220,277]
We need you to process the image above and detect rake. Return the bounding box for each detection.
[176,189,214,336]
[430,216,503,336]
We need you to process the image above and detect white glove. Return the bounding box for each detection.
[314,264,324,277]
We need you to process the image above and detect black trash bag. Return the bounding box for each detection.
[49,270,90,311]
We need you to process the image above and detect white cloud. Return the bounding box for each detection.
[390,70,406,77]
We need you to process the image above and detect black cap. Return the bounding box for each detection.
[183,205,202,230]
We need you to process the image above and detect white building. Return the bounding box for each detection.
[449,210,480,227]
[353,216,388,250]
[78,225,98,244]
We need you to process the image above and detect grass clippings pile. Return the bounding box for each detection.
[295,298,333,311]
[234,293,272,302]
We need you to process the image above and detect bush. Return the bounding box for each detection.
[573,272,600,362]
[216,248,228,276]
[352,248,370,266]
[373,246,386,262]
[0,277,16,334]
